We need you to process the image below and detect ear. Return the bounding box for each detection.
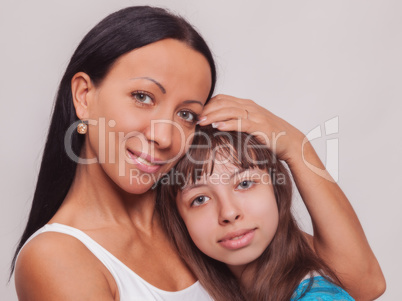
[71,72,95,120]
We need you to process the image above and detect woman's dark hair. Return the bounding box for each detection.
[11,6,216,276]
[157,126,342,301]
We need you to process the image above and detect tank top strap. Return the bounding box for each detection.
[20,223,124,283]
[18,223,213,301]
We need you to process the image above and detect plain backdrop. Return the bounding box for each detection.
[1,0,401,300]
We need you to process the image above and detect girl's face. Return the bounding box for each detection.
[176,161,279,271]
[80,39,212,194]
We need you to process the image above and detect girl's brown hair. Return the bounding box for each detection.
[157,126,342,301]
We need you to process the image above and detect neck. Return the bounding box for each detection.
[228,261,258,291]
[53,157,158,231]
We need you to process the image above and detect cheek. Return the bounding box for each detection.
[246,189,279,233]
[170,126,196,159]
[90,85,151,136]
[90,83,124,120]
[245,192,276,215]
[183,213,214,251]
[85,114,150,167]
[258,197,279,240]
[111,110,151,138]
[87,100,148,151]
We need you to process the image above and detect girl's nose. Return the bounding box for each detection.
[218,199,242,225]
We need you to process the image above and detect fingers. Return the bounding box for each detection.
[198,107,249,126]
[203,94,254,116]
[200,94,261,128]
[199,93,276,146]
[209,94,249,103]
[210,118,254,133]
[200,94,306,161]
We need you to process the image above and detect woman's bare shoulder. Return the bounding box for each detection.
[15,231,117,301]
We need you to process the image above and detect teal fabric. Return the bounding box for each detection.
[291,276,354,300]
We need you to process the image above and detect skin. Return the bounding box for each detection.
[198,95,386,300]
[177,164,279,279]
[15,39,385,300]
[15,39,212,301]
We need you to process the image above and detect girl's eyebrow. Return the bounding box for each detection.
[181,183,208,195]
[181,168,247,194]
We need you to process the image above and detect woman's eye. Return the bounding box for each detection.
[191,196,210,207]
[132,92,153,104]
[177,110,197,123]
[237,180,254,190]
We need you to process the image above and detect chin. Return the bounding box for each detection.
[114,175,157,195]
[221,253,261,267]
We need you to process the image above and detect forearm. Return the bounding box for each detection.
[198,95,385,299]
[287,141,385,300]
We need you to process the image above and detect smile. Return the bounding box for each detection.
[218,228,257,250]
[231,234,246,240]
[135,155,157,166]
[126,149,164,173]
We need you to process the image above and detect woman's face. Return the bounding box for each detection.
[176,162,279,270]
[82,39,212,194]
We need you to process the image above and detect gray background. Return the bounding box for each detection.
[1,0,401,300]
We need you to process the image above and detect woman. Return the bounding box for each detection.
[12,6,384,301]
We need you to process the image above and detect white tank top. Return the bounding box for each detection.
[19,223,214,301]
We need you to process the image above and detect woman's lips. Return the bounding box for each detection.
[126,149,163,173]
[218,228,256,250]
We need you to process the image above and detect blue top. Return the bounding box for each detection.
[291,276,355,301]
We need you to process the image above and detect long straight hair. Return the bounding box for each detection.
[11,6,216,276]
[157,126,342,301]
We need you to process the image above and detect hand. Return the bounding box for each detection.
[198,94,306,163]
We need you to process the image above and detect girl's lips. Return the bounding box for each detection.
[126,149,163,174]
[218,228,256,250]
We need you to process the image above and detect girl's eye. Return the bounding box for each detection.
[191,195,210,207]
[132,92,153,105]
[177,110,197,123]
[237,180,255,190]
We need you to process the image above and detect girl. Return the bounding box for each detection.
[12,6,383,301]
[159,125,358,300]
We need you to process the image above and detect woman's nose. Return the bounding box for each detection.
[144,118,178,149]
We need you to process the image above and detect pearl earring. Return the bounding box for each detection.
[77,121,87,134]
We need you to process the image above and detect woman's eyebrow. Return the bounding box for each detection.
[182,100,203,106]
[130,76,166,94]
[129,78,203,106]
